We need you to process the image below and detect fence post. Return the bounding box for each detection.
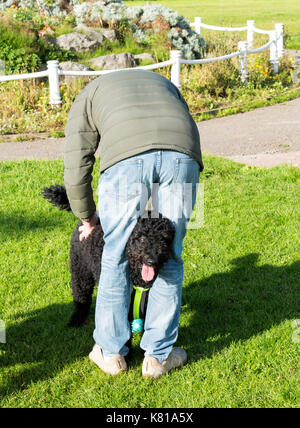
[47,60,62,107]
[275,23,284,58]
[194,17,202,35]
[238,41,248,84]
[170,50,182,90]
[269,31,279,73]
[247,20,255,48]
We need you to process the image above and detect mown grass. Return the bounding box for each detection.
[0,156,299,408]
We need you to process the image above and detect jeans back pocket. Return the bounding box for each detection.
[99,158,144,202]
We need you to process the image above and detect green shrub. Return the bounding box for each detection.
[0,44,41,73]
[0,16,41,72]
[0,15,37,50]
[37,38,77,63]
[0,13,76,72]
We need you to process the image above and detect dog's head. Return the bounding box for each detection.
[126,211,175,288]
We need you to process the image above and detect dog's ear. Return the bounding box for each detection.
[164,232,175,246]
[160,221,175,246]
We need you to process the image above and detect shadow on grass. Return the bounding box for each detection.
[1,253,299,399]
[0,301,96,399]
[0,212,76,241]
[179,253,300,360]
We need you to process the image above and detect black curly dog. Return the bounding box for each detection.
[42,185,175,328]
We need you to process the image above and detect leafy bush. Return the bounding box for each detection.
[0,15,41,72]
[0,11,76,73]
[181,32,242,99]
[1,1,206,61]
[247,53,294,89]
[72,1,206,59]
[156,31,299,115]
[0,44,41,73]
[0,14,36,49]
[0,78,85,134]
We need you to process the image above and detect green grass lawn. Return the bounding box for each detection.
[125,0,300,49]
[0,156,299,408]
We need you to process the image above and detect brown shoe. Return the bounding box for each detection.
[142,347,187,379]
[89,344,127,375]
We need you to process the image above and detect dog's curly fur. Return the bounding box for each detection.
[42,185,175,328]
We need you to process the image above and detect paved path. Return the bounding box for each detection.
[1,97,300,167]
[197,97,300,167]
[0,137,65,161]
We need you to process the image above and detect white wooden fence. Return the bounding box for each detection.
[190,17,284,78]
[0,17,284,106]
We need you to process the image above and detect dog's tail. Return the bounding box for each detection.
[42,185,71,212]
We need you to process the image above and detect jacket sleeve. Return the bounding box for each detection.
[64,89,100,221]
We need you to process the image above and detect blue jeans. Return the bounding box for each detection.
[93,150,200,363]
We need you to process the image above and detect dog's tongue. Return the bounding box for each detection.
[142,264,155,282]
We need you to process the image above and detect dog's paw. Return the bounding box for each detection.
[67,315,88,328]
[68,302,91,328]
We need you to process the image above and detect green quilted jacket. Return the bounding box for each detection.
[64,69,203,221]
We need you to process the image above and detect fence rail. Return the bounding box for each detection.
[0,17,284,106]
[190,17,283,43]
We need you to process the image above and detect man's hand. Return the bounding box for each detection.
[79,214,98,242]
